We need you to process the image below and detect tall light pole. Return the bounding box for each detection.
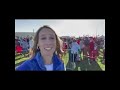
[33,29,34,37]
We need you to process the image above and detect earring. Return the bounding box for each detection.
[37,46,39,49]
[37,46,40,49]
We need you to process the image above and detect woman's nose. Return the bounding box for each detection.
[45,39,52,45]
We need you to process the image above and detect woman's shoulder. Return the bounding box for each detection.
[15,58,37,71]
[56,61,65,71]
[54,55,65,71]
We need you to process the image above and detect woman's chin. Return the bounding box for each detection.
[44,53,53,56]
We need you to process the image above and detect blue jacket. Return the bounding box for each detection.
[15,52,65,71]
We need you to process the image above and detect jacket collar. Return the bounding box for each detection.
[34,51,62,70]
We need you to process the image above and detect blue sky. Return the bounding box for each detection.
[15,19,105,37]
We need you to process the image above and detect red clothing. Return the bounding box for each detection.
[93,37,95,41]
[77,40,80,45]
[65,44,67,49]
[89,41,95,60]
[89,41,94,51]
[89,49,99,60]
[63,43,67,49]
[16,45,23,53]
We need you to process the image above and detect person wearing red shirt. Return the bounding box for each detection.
[16,43,23,56]
[77,39,80,45]
[89,38,94,61]
[63,42,67,56]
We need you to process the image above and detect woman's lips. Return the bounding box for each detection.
[44,48,52,51]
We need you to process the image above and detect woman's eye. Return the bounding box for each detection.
[50,37,54,39]
[41,38,46,40]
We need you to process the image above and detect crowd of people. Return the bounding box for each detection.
[15,35,34,57]
[15,35,105,64]
[60,35,105,65]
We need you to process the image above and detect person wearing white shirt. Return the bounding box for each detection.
[71,39,80,62]
[44,63,53,71]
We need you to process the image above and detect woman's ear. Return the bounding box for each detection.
[37,46,39,49]
[37,44,40,49]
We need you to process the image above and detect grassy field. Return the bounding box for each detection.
[15,54,29,67]
[62,49,105,71]
[15,49,105,71]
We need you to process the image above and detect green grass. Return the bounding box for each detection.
[15,53,29,68]
[97,57,105,70]
[15,57,29,64]
[15,54,24,60]
[62,50,105,71]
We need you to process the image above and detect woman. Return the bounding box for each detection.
[16,25,65,71]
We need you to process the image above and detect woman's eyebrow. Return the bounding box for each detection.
[40,34,55,37]
[49,34,55,37]
[39,34,46,37]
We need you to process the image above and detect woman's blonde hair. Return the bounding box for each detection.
[30,25,63,59]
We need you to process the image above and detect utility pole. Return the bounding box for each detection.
[33,29,34,37]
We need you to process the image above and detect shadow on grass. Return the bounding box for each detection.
[66,57,103,71]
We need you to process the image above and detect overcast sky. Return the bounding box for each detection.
[15,19,105,37]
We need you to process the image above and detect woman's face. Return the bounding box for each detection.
[38,28,56,57]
